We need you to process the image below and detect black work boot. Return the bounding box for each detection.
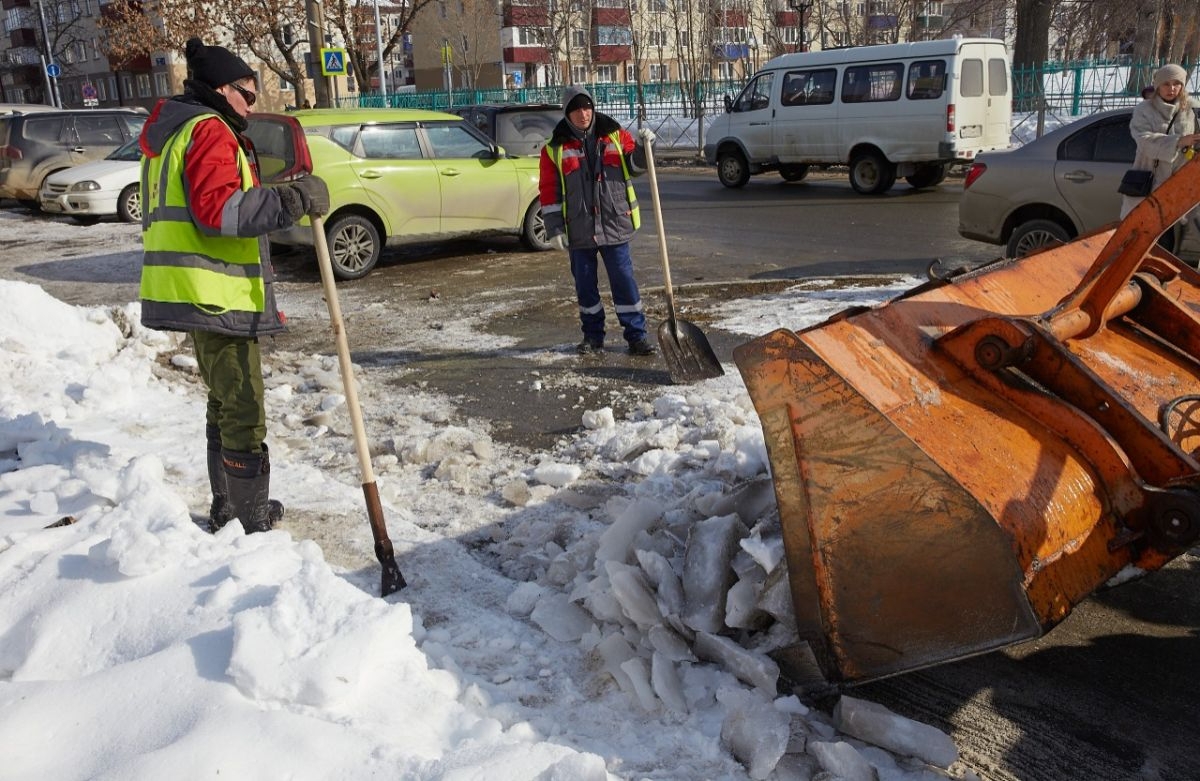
[206,425,234,533]
[222,446,283,534]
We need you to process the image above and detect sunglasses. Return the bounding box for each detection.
[229,82,257,106]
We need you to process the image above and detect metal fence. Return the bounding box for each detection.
[339,57,1200,150]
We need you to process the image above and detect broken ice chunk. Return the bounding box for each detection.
[595,633,638,699]
[693,631,779,694]
[717,687,789,780]
[605,561,664,629]
[635,548,685,620]
[648,625,696,662]
[807,740,876,781]
[619,656,659,712]
[651,652,688,714]
[596,498,664,564]
[739,526,784,574]
[681,514,748,633]
[725,574,769,630]
[835,694,959,769]
[530,594,596,642]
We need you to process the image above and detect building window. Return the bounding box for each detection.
[96,79,107,101]
[649,0,666,10]
[680,63,692,82]
[782,26,799,44]
[677,29,690,47]
[571,28,587,48]
[715,27,747,43]
[595,65,617,82]
[121,74,133,99]
[154,72,169,96]
[517,27,546,46]
[625,63,636,81]
[571,64,588,83]
[137,73,151,97]
[649,63,668,81]
[596,26,632,45]
[717,61,736,79]
[647,29,667,47]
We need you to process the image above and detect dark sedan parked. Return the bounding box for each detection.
[448,103,561,157]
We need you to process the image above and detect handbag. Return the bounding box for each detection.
[1117,168,1154,197]
[1118,108,1181,197]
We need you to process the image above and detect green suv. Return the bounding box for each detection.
[246,108,552,280]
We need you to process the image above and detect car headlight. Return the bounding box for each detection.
[69,181,102,192]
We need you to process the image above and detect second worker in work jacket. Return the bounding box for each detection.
[539,107,649,249]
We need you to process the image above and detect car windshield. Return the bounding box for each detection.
[493,110,560,148]
[107,137,142,161]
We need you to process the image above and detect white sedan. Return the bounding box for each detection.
[39,138,142,224]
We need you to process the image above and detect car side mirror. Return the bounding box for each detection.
[724,95,733,113]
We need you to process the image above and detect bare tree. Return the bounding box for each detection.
[325,0,437,96]
[424,0,502,88]
[101,0,311,105]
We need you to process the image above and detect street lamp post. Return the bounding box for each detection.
[787,0,813,52]
[372,0,388,104]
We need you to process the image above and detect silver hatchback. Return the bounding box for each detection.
[958,106,1199,258]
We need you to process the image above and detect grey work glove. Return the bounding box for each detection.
[277,175,330,223]
[548,233,568,251]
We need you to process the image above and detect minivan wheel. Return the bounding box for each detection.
[117,183,141,223]
[1006,219,1070,258]
[905,163,947,189]
[521,201,552,251]
[717,149,750,188]
[779,164,809,182]
[326,215,381,280]
[849,151,896,195]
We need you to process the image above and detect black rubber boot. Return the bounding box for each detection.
[206,425,234,533]
[222,446,283,534]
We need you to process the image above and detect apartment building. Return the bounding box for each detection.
[0,0,360,111]
[409,0,1010,91]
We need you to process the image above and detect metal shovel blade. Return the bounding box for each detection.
[658,316,724,383]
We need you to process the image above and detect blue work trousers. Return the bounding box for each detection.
[569,242,647,345]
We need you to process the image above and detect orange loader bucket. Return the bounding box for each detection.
[735,155,1200,685]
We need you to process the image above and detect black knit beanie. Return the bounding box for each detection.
[565,93,594,114]
[185,38,255,89]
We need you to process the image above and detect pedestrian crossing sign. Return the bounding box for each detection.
[320,48,348,76]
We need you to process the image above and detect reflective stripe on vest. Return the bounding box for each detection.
[140,114,265,314]
[547,130,641,241]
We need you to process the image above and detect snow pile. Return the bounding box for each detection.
[0,278,975,780]
[490,384,970,778]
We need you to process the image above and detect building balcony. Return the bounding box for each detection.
[713,43,750,60]
[774,10,799,26]
[503,4,548,26]
[504,46,549,64]
[3,47,39,67]
[592,7,629,25]
[591,44,631,63]
[1,0,31,10]
[914,14,943,28]
[867,13,898,29]
[710,10,746,26]
[9,26,37,47]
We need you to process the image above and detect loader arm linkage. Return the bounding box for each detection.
[735,155,1200,685]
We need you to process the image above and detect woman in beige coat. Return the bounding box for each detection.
[1120,64,1200,225]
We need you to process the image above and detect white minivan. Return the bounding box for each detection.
[704,37,1012,194]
